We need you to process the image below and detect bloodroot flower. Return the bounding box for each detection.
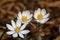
[34,8,49,24]
[17,10,33,24]
[6,20,30,38]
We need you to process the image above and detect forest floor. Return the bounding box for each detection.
[0,0,60,40]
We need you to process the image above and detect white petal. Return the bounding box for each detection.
[34,10,37,19]
[26,11,31,18]
[6,31,15,35]
[19,33,24,38]
[12,33,18,37]
[36,20,40,23]
[17,17,22,21]
[16,19,21,27]
[22,11,25,16]
[28,14,33,19]
[41,9,46,16]
[34,8,41,19]
[40,18,49,24]
[11,20,16,28]
[21,18,31,24]
[43,13,49,18]
[27,18,32,23]
[25,10,30,15]
[6,24,14,30]
[37,8,41,13]
[20,30,30,34]
[36,8,41,16]
[22,10,30,20]
[20,24,27,30]
[35,8,41,15]
[22,10,30,16]
[18,12,22,19]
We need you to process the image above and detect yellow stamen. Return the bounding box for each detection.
[22,16,27,22]
[37,13,43,20]
[15,26,20,33]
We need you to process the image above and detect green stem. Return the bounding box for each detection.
[23,35,27,40]
[37,36,42,40]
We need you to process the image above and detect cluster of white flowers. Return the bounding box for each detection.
[6,8,49,38]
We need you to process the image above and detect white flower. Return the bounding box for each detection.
[6,20,30,38]
[17,10,33,24]
[34,8,49,24]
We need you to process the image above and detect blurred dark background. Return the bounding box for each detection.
[0,0,60,40]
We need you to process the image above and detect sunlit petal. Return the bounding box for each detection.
[11,20,16,28]
[6,24,14,30]
[20,30,30,34]
[20,24,27,30]
[6,31,15,35]
[12,33,18,37]
[40,18,49,24]
[16,19,21,27]
[41,9,46,16]
[19,33,24,38]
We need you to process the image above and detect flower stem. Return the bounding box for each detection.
[23,34,27,40]
[37,36,42,40]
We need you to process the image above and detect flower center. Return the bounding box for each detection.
[37,13,43,20]
[15,26,20,33]
[22,16,27,22]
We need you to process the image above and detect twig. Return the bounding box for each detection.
[38,1,60,7]
[0,27,7,40]
[8,3,14,11]
[14,6,20,11]
[29,22,36,28]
